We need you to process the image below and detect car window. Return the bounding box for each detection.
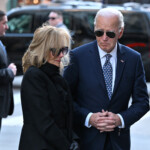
[123,12,147,35]
[33,11,49,32]
[65,11,95,36]
[7,14,33,33]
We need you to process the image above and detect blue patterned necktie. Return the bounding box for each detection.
[103,54,112,100]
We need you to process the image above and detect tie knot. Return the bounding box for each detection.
[105,54,112,62]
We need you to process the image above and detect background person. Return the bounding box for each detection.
[19,25,79,150]
[64,8,149,150]
[0,10,17,131]
[48,10,70,33]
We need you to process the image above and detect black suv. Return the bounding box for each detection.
[0,2,150,81]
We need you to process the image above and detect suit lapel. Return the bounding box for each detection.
[0,43,7,66]
[89,41,108,95]
[113,43,126,97]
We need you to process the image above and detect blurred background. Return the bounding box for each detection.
[1,0,150,12]
[0,0,150,150]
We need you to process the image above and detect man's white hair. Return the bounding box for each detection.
[94,8,124,30]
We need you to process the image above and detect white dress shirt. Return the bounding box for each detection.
[85,43,125,128]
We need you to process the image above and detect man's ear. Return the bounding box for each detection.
[118,28,124,39]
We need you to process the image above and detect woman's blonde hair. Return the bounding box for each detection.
[22,25,71,73]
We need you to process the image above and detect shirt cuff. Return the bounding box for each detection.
[85,112,93,128]
[117,114,125,128]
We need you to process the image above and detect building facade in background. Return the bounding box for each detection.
[0,0,150,12]
[0,0,8,12]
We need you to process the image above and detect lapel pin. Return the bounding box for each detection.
[120,60,124,63]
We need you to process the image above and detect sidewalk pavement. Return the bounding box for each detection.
[13,75,23,88]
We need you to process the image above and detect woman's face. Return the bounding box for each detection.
[48,47,68,67]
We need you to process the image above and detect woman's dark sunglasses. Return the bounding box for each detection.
[50,47,69,56]
[94,30,116,38]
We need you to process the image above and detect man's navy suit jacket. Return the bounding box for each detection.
[0,41,14,118]
[64,40,149,150]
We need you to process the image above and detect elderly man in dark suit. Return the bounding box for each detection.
[0,10,17,130]
[64,8,149,150]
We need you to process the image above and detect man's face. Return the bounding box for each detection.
[0,15,8,36]
[48,12,61,27]
[94,15,123,53]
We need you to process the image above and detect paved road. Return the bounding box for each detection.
[0,76,149,150]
